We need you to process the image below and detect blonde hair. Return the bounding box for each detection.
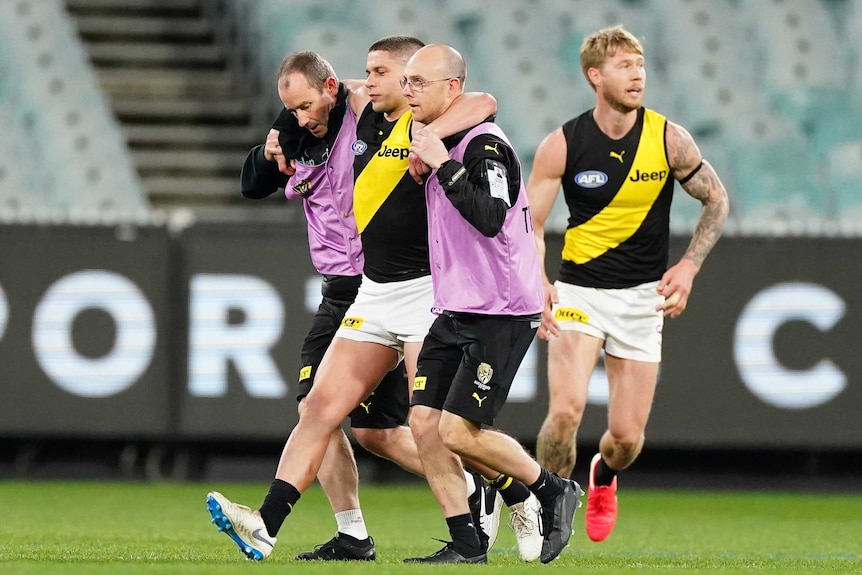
[580,25,644,90]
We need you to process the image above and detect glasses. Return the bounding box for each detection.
[399,77,454,92]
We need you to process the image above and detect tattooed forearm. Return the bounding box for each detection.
[682,160,729,268]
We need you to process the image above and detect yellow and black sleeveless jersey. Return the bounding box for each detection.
[353,103,430,283]
[558,107,673,289]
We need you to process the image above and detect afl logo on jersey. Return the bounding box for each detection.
[575,170,608,188]
[351,140,367,155]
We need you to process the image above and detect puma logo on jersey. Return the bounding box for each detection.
[484,143,499,154]
[609,150,625,163]
[359,401,372,414]
[472,392,487,407]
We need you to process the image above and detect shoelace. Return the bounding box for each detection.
[313,537,339,554]
[508,507,536,535]
[592,486,614,512]
[426,538,455,558]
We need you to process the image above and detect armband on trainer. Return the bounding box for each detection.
[443,164,468,187]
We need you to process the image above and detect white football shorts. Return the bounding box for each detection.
[335,274,435,349]
[552,280,664,362]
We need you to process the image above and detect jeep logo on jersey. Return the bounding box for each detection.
[351,140,367,155]
[629,168,669,182]
[575,170,608,188]
[377,145,410,160]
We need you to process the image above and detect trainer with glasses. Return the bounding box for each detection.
[403,43,583,565]
[528,25,729,542]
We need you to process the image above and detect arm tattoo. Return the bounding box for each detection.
[667,124,696,179]
[667,122,729,269]
[681,162,729,268]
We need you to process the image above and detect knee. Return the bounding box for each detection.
[409,406,437,437]
[544,407,584,434]
[408,407,437,444]
[353,427,389,455]
[300,392,339,429]
[608,430,644,456]
[438,417,474,456]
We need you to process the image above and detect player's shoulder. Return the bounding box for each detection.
[656,115,703,175]
[357,103,390,137]
[344,80,369,115]
[533,126,567,168]
[562,108,594,133]
[357,101,376,122]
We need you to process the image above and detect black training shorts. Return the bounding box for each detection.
[412,311,538,426]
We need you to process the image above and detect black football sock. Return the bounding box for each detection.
[484,473,531,507]
[258,479,300,537]
[446,513,483,557]
[528,468,566,512]
[594,457,618,487]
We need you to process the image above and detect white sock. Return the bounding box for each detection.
[464,468,477,498]
[335,509,369,540]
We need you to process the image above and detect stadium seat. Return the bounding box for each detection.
[557,0,656,81]
[728,135,824,228]
[0,104,40,212]
[845,0,862,117]
[743,0,841,88]
[646,0,772,140]
[248,0,361,99]
[670,139,734,234]
[464,4,587,156]
[822,140,862,222]
[370,0,460,47]
[287,25,369,80]
[803,98,862,159]
[742,0,847,142]
[0,0,146,215]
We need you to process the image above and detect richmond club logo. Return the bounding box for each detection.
[477,363,493,384]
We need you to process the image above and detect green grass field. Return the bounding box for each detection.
[1,480,860,574]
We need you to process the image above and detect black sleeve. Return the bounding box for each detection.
[435,134,521,237]
[240,144,287,199]
[272,107,311,160]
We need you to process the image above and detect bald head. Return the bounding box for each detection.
[402,44,466,124]
[408,44,466,87]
